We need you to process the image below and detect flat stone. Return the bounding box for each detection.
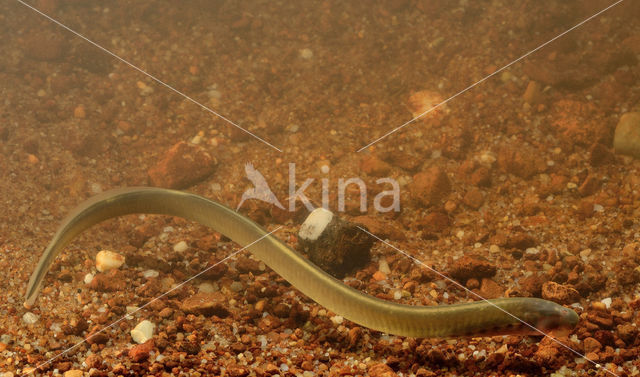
[181,292,230,317]
[148,141,217,189]
[614,112,640,158]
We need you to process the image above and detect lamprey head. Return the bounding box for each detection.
[529,302,579,336]
[506,300,579,337]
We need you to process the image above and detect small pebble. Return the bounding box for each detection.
[613,112,640,158]
[198,282,216,293]
[299,48,313,59]
[143,269,159,278]
[22,312,39,324]
[378,259,391,274]
[27,154,39,164]
[73,105,86,118]
[173,241,188,252]
[95,250,125,272]
[299,208,333,241]
[63,370,83,377]
[131,320,155,344]
[372,270,386,281]
[330,315,344,325]
[84,273,94,284]
[600,297,612,309]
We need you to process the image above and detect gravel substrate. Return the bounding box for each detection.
[1,1,640,376]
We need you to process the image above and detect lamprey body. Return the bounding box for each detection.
[24,187,578,338]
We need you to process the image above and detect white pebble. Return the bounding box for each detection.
[299,208,333,241]
[299,48,313,59]
[601,297,612,309]
[84,273,94,284]
[173,241,188,253]
[143,269,159,278]
[393,290,402,300]
[198,282,217,293]
[22,312,39,324]
[95,250,125,272]
[131,320,155,344]
[378,259,391,274]
[330,315,344,325]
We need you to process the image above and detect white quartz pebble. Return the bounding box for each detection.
[23,312,39,324]
[131,320,155,344]
[173,241,188,252]
[96,250,125,272]
[299,208,333,241]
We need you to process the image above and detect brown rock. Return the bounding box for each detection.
[462,187,484,209]
[415,368,436,377]
[181,292,229,317]
[372,271,387,282]
[228,366,250,377]
[298,215,373,278]
[148,141,217,189]
[62,316,88,336]
[578,174,600,197]
[523,80,544,105]
[348,327,363,348]
[360,154,392,176]
[352,215,405,241]
[129,339,154,362]
[614,112,640,158]
[272,303,290,318]
[88,270,126,292]
[506,232,537,250]
[410,167,451,206]
[617,324,638,345]
[84,354,102,369]
[519,274,546,297]
[86,329,109,345]
[541,281,580,304]
[448,255,497,282]
[465,278,479,290]
[158,307,174,318]
[479,278,504,299]
[583,337,602,353]
[497,145,543,179]
[235,256,262,274]
[369,363,398,377]
[417,212,450,233]
[382,151,420,171]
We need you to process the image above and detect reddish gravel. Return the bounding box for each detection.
[1,1,640,376]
